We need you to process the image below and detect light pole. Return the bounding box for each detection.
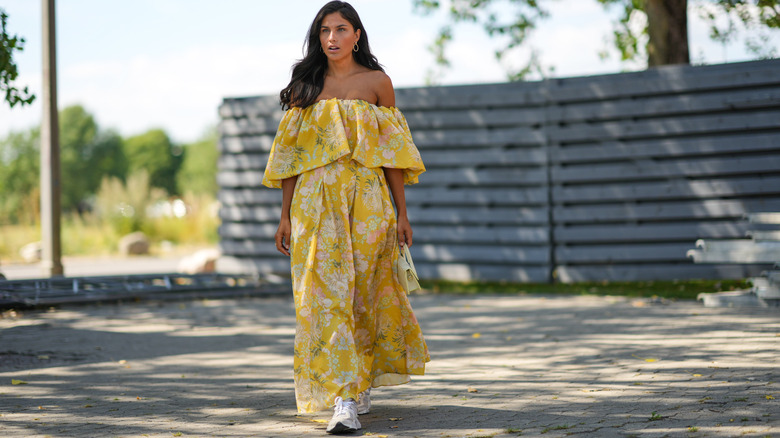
[40,0,63,277]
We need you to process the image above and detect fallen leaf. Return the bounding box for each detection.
[472,333,481,339]
[11,379,28,385]
[467,387,479,393]
[118,360,127,365]
[389,417,403,421]
[311,419,327,423]
[631,354,658,363]
[767,395,775,400]
[37,355,49,360]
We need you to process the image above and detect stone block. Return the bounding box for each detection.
[19,241,42,263]
[177,248,221,274]
[119,232,150,256]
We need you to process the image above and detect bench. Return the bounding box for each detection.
[687,212,780,306]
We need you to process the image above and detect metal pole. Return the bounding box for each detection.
[40,0,63,277]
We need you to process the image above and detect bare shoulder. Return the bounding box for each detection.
[366,69,391,86]
[369,70,395,107]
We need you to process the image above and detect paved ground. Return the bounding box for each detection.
[0,293,777,438]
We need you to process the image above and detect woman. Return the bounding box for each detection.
[262,1,430,434]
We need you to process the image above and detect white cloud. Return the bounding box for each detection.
[1,41,302,143]
[60,42,300,143]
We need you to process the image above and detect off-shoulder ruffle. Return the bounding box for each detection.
[262,98,425,188]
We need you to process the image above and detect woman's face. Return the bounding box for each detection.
[319,12,361,61]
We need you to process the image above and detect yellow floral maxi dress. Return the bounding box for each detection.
[262,98,430,413]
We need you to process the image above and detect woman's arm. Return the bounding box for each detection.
[274,175,299,256]
[384,168,412,247]
[378,73,411,245]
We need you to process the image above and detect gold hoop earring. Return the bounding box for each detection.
[353,42,359,53]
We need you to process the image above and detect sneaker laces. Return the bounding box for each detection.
[333,396,354,416]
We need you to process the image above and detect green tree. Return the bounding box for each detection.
[176,128,218,197]
[413,0,780,80]
[0,8,34,108]
[123,129,182,196]
[415,0,550,81]
[0,105,127,222]
[59,105,127,212]
[598,0,780,66]
[0,128,40,223]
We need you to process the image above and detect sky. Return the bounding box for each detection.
[1,0,778,144]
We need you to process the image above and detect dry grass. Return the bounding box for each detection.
[0,195,219,263]
[0,224,41,263]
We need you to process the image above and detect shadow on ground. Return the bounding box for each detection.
[0,294,777,437]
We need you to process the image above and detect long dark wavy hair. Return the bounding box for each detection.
[279,1,384,110]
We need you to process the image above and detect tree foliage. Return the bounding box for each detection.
[59,105,127,211]
[123,129,183,196]
[0,106,195,224]
[0,105,130,222]
[414,0,551,81]
[598,0,780,65]
[0,8,34,108]
[176,128,218,197]
[0,128,41,223]
[413,0,780,80]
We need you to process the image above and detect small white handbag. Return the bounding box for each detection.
[396,243,421,294]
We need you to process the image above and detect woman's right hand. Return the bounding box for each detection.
[275,218,292,256]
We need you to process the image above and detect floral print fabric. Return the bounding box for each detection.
[262,98,430,413]
[262,98,425,188]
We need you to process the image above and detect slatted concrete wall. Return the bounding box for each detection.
[545,60,780,281]
[217,59,780,283]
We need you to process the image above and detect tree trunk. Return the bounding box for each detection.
[644,0,690,66]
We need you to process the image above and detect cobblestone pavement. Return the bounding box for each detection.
[0,294,778,438]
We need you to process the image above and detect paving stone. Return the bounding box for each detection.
[0,294,777,437]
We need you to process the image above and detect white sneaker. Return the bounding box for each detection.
[356,388,371,415]
[326,396,361,434]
